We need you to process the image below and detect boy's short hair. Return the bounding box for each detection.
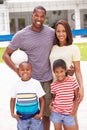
[19,61,32,68]
[53,59,67,72]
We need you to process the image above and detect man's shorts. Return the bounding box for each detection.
[50,112,75,126]
[41,80,52,117]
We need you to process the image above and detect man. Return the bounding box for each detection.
[3,6,55,130]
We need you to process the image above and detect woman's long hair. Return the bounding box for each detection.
[55,19,73,46]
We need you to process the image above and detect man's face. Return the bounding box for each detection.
[32,9,46,31]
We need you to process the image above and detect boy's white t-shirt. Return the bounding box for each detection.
[10,78,45,119]
[11,78,45,98]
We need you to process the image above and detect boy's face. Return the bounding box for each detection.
[19,63,32,81]
[54,66,66,82]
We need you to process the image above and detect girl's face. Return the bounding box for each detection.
[56,24,67,46]
[19,63,32,81]
[54,66,66,82]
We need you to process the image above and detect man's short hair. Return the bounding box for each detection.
[33,6,46,14]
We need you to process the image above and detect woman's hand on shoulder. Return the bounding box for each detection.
[67,65,75,76]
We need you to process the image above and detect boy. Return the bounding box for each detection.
[10,62,45,130]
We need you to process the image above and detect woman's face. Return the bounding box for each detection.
[56,24,67,46]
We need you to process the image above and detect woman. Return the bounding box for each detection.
[50,19,84,130]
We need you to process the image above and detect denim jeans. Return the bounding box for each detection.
[17,118,43,130]
[50,111,75,126]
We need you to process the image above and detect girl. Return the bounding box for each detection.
[50,59,79,130]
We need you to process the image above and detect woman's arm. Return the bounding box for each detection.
[73,61,84,102]
[72,88,79,115]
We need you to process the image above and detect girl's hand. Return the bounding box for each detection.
[70,102,78,116]
[49,102,53,112]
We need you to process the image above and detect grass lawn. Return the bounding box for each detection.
[0,43,87,63]
[75,43,87,61]
[0,48,6,63]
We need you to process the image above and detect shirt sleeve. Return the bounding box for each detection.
[36,81,46,98]
[10,82,17,98]
[50,82,56,94]
[72,77,79,90]
[8,31,22,50]
[72,45,80,61]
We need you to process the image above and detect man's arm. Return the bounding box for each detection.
[2,47,19,74]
